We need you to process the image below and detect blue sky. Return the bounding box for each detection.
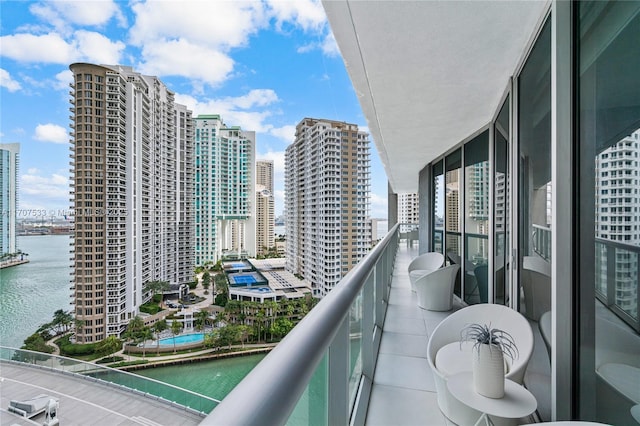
[0,0,388,219]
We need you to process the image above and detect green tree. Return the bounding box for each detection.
[124,316,145,343]
[52,309,73,334]
[202,271,211,294]
[21,333,54,353]
[140,327,153,357]
[195,310,209,331]
[170,320,182,353]
[146,280,170,300]
[153,320,168,353]
[217,325,241,350]
[95,335,121,356]
[270,317,295,339]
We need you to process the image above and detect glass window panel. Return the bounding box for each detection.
[579,2,640,424]
[464,130,489,304]
[495,96,510,306]
[518,17,552,421]
[445,149,462,297]
[518,17,552,321]
[433,160,444,254]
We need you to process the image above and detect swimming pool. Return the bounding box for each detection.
[158,333,205,346]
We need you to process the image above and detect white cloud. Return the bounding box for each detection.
[0,31,124,65]
[321,31,340,57]
[75,30,126,64]
[30,0,125,31]
[0,33,75,64]
[129,1,266,48]
[21,172,69,201]
[54,70,73,91]
[129,1,266,86]
[33,124,68,144]
[0,68,21,92]
[175,89,281,133]
[267,0,326,32]
[370,192,388,219]
[139,39,235,87]
[270,125,296,143]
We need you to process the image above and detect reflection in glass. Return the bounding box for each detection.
[433,160,444,254]
[579,2,640,424]
[464,131,489,304]
[445,149,462,297]
[518,17,552,323]
[517,17,552,421]
[495,97,510,305]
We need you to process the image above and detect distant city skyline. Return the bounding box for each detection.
[0,0,389,219]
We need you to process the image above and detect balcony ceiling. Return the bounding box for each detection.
[323,0,549,193]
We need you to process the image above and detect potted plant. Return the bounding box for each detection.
[460,323,519,398]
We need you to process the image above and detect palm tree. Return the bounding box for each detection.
[153,320,168,354]
[195,310,209,331]
[140,327,153,357]
[170,320,182,353]
[96,335,121,357]
[124,316,145,344]
[146,280,170,302]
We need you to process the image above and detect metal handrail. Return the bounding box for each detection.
[203,224,399,425]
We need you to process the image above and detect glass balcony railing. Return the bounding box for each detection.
[203,224,399,425]
[595,238,640,333]
[0,347,218,415]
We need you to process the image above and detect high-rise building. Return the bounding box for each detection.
[255,160,274,256]
[595,131,640,319]
[285,118,370,297]
[398,193,419,232]
[69,63,194,343]
[0,143,19,256]
[194,115,255,264]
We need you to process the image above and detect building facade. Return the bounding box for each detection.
[194,115,255,264]
[0,143,19,256]
[285,118,371,297]
[398,192,419,233]
[255,160,275,256]
[69,63,194,343]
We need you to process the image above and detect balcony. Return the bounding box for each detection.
[204,226,552,424]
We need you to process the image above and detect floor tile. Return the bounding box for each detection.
[374,353,436,392]
[366,384,445,426]
[379,331,429,358]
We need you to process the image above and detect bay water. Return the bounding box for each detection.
[0,235,72,348]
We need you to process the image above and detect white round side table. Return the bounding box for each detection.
[447,372,537,426]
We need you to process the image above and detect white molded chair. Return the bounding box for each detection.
[521,256,551,321]
[408,252,445,291]
[414,264,459,311]
[427,304,534,426]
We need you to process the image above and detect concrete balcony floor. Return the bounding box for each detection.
[366,244,550,425]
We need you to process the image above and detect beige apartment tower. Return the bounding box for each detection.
[256,160,274,256]
[285,118,371,297]
[69,63,194,343]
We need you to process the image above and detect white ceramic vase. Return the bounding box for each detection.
[472,343,505,398]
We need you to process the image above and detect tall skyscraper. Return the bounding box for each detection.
[194,115,255,264]
[256,160,274,256]
[285,118,371,297]
[69,64,194,343]
[0,143,19,256]
[398,192,419,232]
